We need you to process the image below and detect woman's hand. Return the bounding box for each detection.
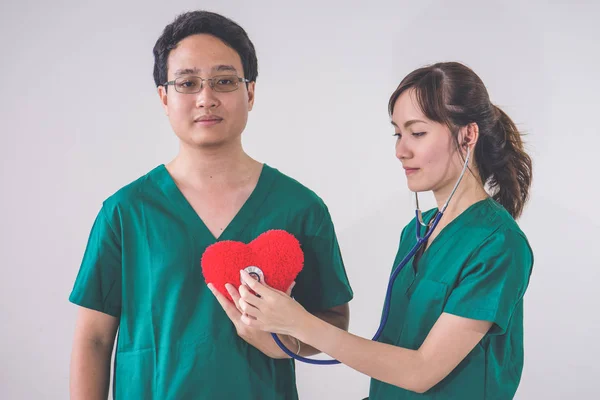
[208,281,298,359]
[238,269,307,337]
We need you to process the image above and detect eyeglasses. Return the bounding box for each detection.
[162,75,250,94]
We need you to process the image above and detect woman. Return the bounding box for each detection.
[213,62,534,399]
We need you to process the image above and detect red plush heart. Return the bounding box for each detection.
[201,230,304,301]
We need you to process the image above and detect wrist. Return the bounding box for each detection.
[276,334,300,357]
[293,311,320,345]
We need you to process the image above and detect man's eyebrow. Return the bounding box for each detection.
[213,64,237,73]
[174,68,201,77]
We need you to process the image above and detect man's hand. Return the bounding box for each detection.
[208,282,298,359]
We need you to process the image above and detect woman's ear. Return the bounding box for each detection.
[460,123,479,150]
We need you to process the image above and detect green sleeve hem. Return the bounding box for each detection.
[69,293,121,318]
[444,305,506,334]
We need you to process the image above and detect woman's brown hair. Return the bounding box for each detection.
[389,62,533,218]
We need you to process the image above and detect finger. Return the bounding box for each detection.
[239,284,265,308]
[285,281,296,297]
[225,283,243,313]
[225,283,242,302]
[208,284,242,322]
[208,284,235,312]
[240,270,271,297]
[239,298,261,319]
[240,313,261,328]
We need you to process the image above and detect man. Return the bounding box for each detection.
[69,10,353,400]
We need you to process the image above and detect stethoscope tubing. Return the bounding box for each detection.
[272,148,472,365]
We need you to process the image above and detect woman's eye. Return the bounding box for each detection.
[412,132,426,137]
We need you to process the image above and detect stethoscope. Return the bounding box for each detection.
[245,147,472,365]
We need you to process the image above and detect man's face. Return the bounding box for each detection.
[158,34,255,148]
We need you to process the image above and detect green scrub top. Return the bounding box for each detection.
[69,164,354,400]
[369,198,533,400]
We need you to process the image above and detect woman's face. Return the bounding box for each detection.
[392,89,467,194]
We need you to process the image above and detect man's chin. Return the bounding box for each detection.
[184,134,237,150]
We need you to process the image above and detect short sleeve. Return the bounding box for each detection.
[69,204,122,317]
[443,228,533,335]
[293,205,354,312]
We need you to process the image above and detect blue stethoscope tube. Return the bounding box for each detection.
[271,210,442,364]
[272,148,472,365]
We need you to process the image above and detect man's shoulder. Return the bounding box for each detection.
[101,165,164,213]
[266,164,329,212]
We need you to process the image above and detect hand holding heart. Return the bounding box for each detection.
[202,230,308,337]
[237,269,309,337]
[201,230,304,301]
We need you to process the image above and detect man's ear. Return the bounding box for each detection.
[158,85,169,115]
[247,81,256,111]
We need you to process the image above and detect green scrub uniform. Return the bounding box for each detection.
[69,164,353,400]
[369,198,533,399]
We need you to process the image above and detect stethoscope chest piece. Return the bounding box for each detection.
[243,266,265,285]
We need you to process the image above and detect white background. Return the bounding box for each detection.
[1,0,598,398]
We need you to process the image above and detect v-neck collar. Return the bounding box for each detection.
[402,198,492,295]
[411,197,492,271]
[152,163,278,244]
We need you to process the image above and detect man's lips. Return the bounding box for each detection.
[194,115,223,125]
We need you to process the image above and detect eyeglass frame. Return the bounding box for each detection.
[161,75,251,94]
